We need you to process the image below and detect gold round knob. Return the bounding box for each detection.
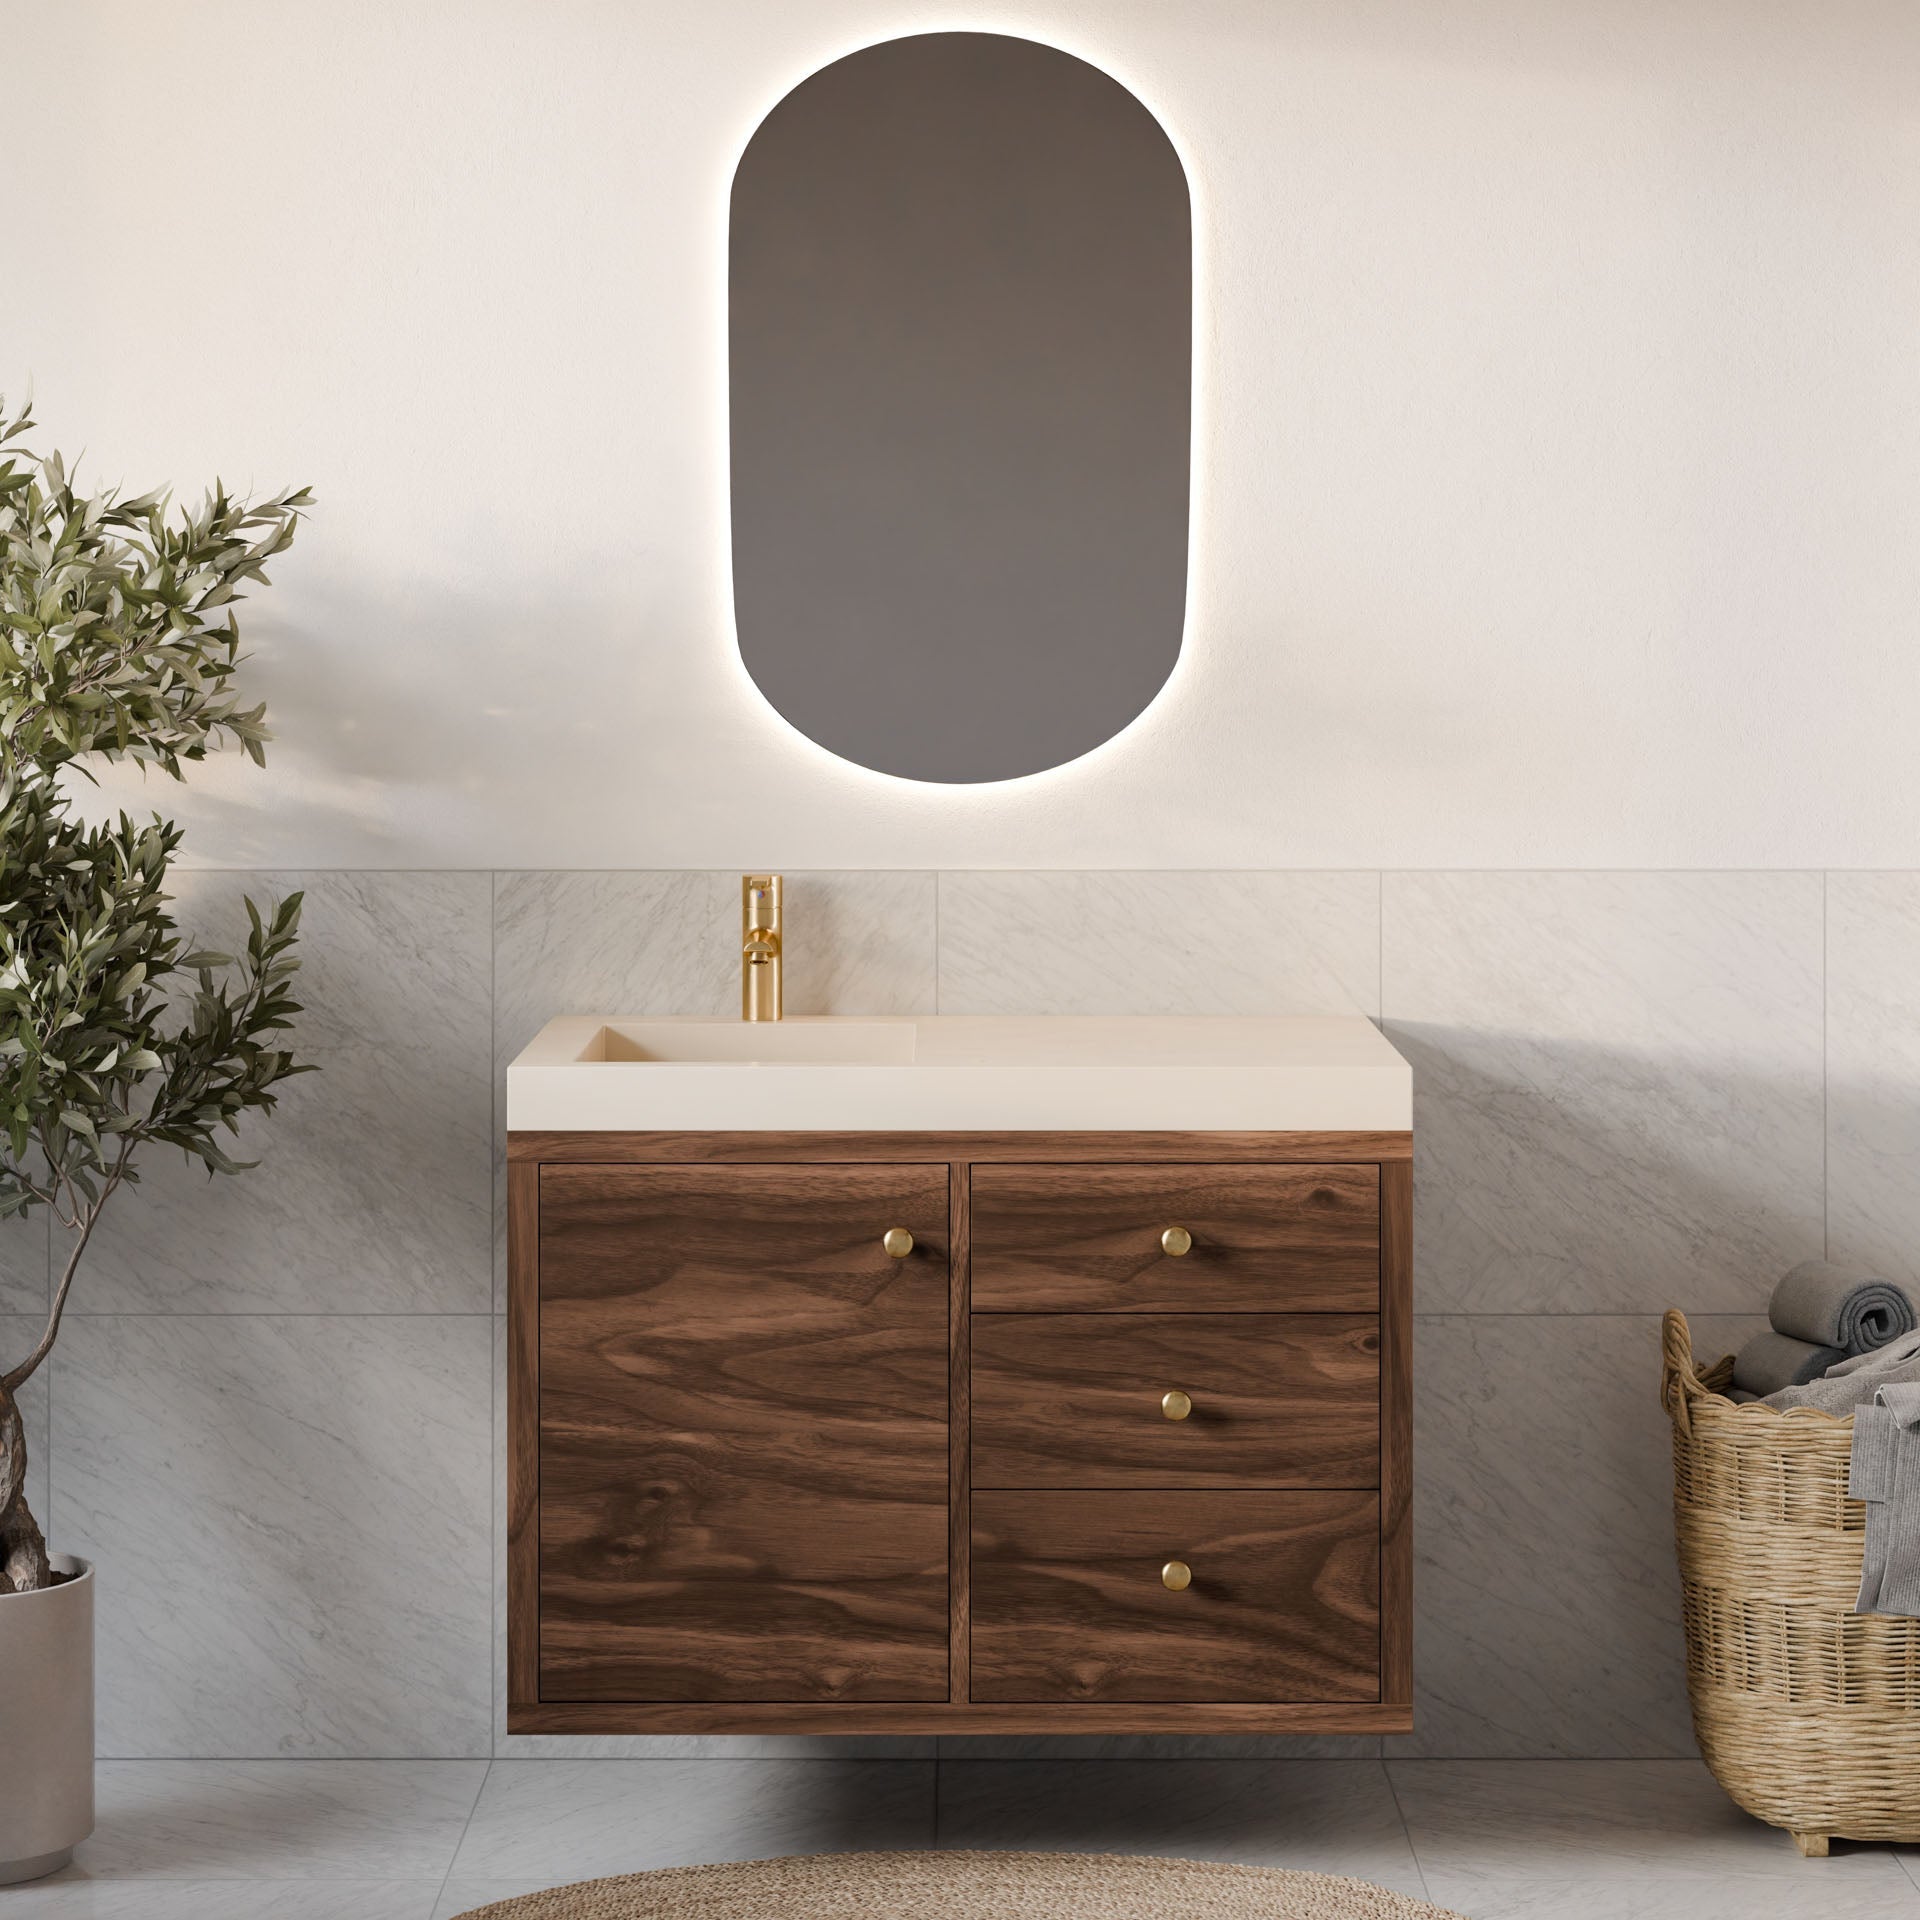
[1160,1226,1192,1257]
[1161,1560,1192,1592]
[1160,1389,1193,1422]
[883,1227,915,1259]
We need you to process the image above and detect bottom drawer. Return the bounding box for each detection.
[971,1490,1379,1703]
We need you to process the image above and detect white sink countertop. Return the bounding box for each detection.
[507,1015,1411,1133]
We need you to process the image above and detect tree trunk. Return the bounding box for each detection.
[0,1378,49,1594]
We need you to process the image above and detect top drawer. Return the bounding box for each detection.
[970,1163,1379,1312]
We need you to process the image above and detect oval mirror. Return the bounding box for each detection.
[729,31,1192,784]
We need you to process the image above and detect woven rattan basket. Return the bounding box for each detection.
[1662,1308,1920,1855]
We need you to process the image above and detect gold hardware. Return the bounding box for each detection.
[1160,1389,1192,1421]
[741,875,783,1022]
[1161,1559,1192,1592]
[1161,1226,1192,1257]
[883,1227,915,1259]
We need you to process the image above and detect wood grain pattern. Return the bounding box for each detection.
[971,1490,1380,1703]
[971,1163,1379,1312]
[536,1163,950,1702]
[971,1313,1378,1489]
[948,1158,970,1704]
[1379,1155,1414,1708]
[507,1159,541,1710]
[510,1130,1412,1164]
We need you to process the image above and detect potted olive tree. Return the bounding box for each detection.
[0,401,312,1882]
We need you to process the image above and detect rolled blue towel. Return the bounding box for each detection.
[1771,1260,1917,1355]
[1732,1328,1847,1397]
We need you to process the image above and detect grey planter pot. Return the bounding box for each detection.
[0,1555,94,1884]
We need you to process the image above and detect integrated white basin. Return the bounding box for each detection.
[597,1020,915,1065]
[508,1015,1411,1134]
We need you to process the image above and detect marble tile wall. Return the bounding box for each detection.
[12,867,1915,1760]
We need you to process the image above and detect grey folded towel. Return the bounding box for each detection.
[1765,1329,1920,1413]
[1850,1382,1920,1617]
[1771,1260,1917,1354]
[1732,1328,1846,1397]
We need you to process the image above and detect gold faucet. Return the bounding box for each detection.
[741,875,783,1021]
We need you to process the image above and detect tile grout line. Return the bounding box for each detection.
[1379,1758,1435,1903]
[435,1756,493,1910]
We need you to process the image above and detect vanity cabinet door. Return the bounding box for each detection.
[536,1163,950,1703]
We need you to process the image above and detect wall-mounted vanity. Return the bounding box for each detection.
[506,1011,1413,1735]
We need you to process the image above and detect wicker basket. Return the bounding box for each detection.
[1662,1308,1920,1856]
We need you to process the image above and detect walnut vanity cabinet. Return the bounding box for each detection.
[508,1131,1412,1735]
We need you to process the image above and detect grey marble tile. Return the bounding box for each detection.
[1,1314,50,1541]
[934,1759,1424,1893]
[0,1882,444,1918]
[79,871,491,1314]
[1828,873,1920,1293]
[1387,1313,1766,1760]
[75,1759,485,1877]
[936,871,1379,1016]
[487,1322,933,1760]
[54,1317,492,1757]
[0,1207,48,1315]
[1383,871,1825,1313]
[1392,1758,1920,1917]
[450,1760,935,1880]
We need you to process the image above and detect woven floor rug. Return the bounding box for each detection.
[451,1850,1464,1918]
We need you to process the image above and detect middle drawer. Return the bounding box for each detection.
[971,1313,1379,1490]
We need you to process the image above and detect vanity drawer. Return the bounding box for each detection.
[971,1489,1380,1702]
[971,1313,1379,1489]
[970,1163,1379,1312]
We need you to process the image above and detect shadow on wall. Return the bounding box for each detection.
[1386,1020,1823,1318]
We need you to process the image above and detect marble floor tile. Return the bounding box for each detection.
[933,1759,1426,1895]
[935,871,1379,1016]
[80,871,492,1313]
[0,1881,444,1918]
[54,1317,492,1757]
[449,1760,936,1880]
[1828,872,1920,1292]
[1383,870,1825,1313]
[75,1759,486,1878]
[1387,1313,1765,1759]
[1391,1759,1920,1917]
[485,1321,934,1760]
[0,1206,48,1315]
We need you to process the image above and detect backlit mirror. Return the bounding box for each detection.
[729,32,1192,783]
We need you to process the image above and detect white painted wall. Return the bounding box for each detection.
[10,0,1920,870]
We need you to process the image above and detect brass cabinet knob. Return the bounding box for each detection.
[1160,1389,1193,1422]
[1160,1226,1193,1257]
[1161,1559,1193,1592]
[883,1227,915,1259]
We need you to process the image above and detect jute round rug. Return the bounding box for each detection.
[449,1850,1464,1919]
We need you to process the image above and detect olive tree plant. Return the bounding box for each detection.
[0,400,314,1592]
